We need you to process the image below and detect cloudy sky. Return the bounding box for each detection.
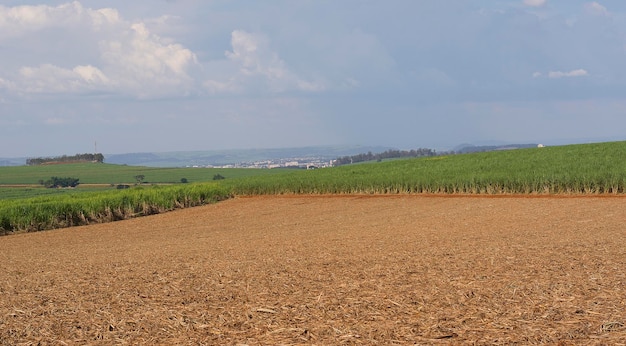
[1,0,625,157]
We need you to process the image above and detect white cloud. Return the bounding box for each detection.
[532,69,589,79]
[99,22,197,94]
[0,3,324,98]
[0,77,14,90]
[548,69,589,78]
[73,65,109,84]
[0,2,197,98]
[226,30,288,80]
[204,30,325,94]
[15,64,110,93]
[0,2,107,39]
[523,0,547,7]
[585,2,609,17]
[89,7,121,27]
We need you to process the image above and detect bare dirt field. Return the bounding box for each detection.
[1,195,626,345]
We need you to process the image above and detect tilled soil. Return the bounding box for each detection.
[1,195,625,345]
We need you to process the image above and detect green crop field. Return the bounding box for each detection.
[1,141,626,234]
[226,141,626,195]
[0,163,296,202]
[0,163,294,186]
[0,186,112,200]
[0,183,231,234]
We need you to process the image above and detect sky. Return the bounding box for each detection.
[1,0,626,157]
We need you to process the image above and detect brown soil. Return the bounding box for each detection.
[1,195,625,345]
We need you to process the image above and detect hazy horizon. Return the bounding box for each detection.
[2,1,626,157]
[2,136,626,161]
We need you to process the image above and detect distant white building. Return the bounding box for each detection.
[537,144,545,148]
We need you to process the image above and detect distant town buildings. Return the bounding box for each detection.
[187,157,336,169]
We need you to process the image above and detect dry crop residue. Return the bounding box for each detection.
[1,195,626,345]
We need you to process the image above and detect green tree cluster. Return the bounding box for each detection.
[27,153,104,165]
[41,177,80,188]
[134,175,146,184]
[334,148,440,166]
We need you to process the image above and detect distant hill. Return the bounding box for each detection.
[454,143,539,154]
[0,158,26,167]
[105,146,393,167]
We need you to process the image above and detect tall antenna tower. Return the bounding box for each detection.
[94,141,98,154]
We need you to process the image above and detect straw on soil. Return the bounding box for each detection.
[1,195,625,344]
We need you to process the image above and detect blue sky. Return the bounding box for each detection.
[1,0,625,157]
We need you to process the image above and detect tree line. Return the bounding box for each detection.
[26,153,105,166]
[334,148,442,166]
[39,177,80,188]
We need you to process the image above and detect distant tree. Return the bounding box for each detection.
[213,174,225,180]
[334,148,439,166]
[26,153,104,165]
[93,153,105,163]
[134,175,145,184]
[44,177,80,188]
[180,178,188,183]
